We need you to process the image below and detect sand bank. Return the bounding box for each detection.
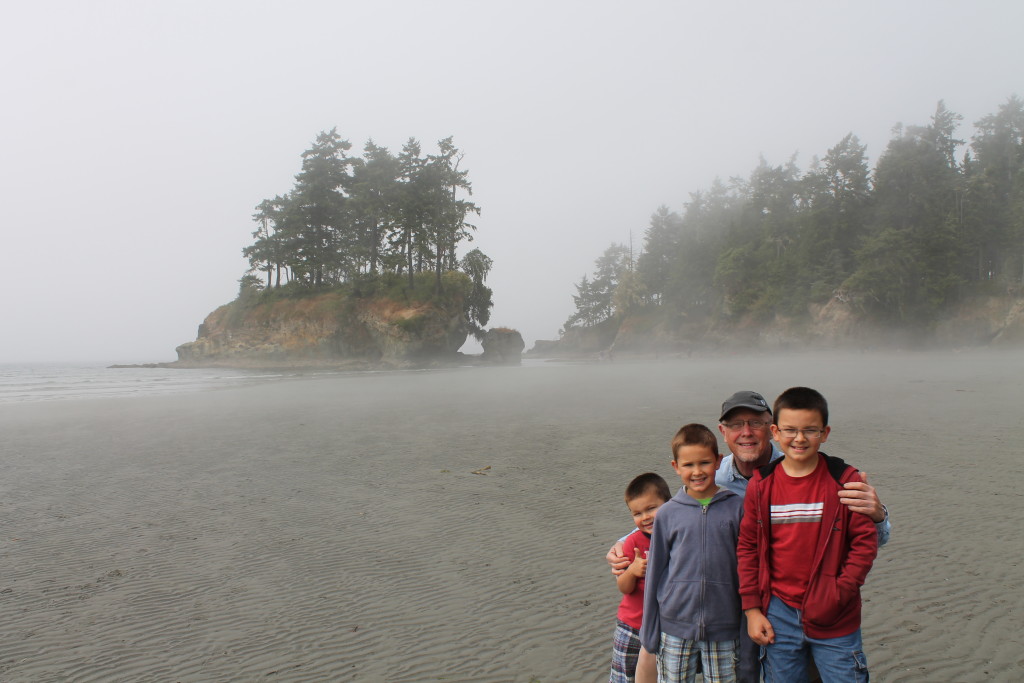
[1,350,1022,681]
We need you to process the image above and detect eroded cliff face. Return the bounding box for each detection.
[540,294,1024,356]
[175,291,468,368]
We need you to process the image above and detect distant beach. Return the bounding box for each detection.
[0,363,290,404]
[1,350,1022,681]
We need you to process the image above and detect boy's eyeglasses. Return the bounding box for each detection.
[777,427,826,439]
[722,419,770,431]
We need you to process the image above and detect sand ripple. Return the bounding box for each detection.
[1,352,1022,680]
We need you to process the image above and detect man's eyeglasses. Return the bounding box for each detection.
[721,419,770,431]
[777,427,826,439]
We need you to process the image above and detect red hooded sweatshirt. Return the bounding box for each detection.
[737,452,877,639]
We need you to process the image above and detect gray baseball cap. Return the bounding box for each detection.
[719,390,771,421]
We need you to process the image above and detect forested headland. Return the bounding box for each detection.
[559,97,1024,351]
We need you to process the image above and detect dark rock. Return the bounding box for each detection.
[480,328,525,364]
[527,339,562,356]
[173,290,471,369]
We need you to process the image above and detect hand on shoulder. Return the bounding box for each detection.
[838,471,886,523]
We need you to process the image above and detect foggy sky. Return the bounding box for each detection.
[2,0,1021,363]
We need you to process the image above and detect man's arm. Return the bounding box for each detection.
[616,546,647,595]
[838,471,891,547]
[606,531,635,576]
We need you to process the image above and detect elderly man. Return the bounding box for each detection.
[607,390,891,682]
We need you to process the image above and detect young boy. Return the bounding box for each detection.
[640,424,744,683]
[737,387,877,682]
[611,472,671,683]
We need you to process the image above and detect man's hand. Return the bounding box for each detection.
[838,471,885,523]
[607,541,630,576]
[626,547,648,578]
[745,608,775,646]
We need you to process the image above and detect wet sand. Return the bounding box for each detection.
[1,350,1022,681]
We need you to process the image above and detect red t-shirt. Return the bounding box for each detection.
[617,530,651,629]
[768,455,835,609]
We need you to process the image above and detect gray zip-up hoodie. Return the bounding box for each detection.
[640,486,744,652]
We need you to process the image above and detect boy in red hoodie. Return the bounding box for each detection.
[737,387,877,682]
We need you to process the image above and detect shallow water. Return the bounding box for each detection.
[0,362,307,404]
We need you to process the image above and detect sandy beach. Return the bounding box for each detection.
[1,350,1022,681]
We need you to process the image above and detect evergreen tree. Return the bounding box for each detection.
[636,206,683,303]
[395,138,429,287]
[244,196,289,288]
[664,180,737,316]
[564,244,631,328]
[929,100,964,171]
[966,96,1024,286]
[799,134,871,299]
[459,248,494,336]
[350,140,400,276]
[844,114,962,322]
[425,137,480,292]
[285,128,356,286]
[564,275,601,328]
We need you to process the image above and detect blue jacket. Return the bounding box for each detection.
[640,487,744,652]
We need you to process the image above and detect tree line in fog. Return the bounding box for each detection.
[566,97,1024,332]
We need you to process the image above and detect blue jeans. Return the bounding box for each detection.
[762,596,869,682]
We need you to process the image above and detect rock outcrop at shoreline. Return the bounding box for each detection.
[174,291,471,368]
[171,288,527,369]
[480,327,525,364]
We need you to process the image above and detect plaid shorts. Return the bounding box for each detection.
[658,632,738,683]
[609,619,642,683]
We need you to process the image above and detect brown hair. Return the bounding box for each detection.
[625,472,671,503]
[670,423,719,461]
[773,387,829,426]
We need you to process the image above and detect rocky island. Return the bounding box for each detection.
[160,132,527,370]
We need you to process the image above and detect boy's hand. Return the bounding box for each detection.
[607,541,630,576]
[627,547,648,578]
[745,608,775,646]
[838,471,886,523]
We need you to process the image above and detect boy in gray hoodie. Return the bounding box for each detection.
[640,423,744,683]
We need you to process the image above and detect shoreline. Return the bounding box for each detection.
[108,351,518,372]
[108,342,1023,372]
